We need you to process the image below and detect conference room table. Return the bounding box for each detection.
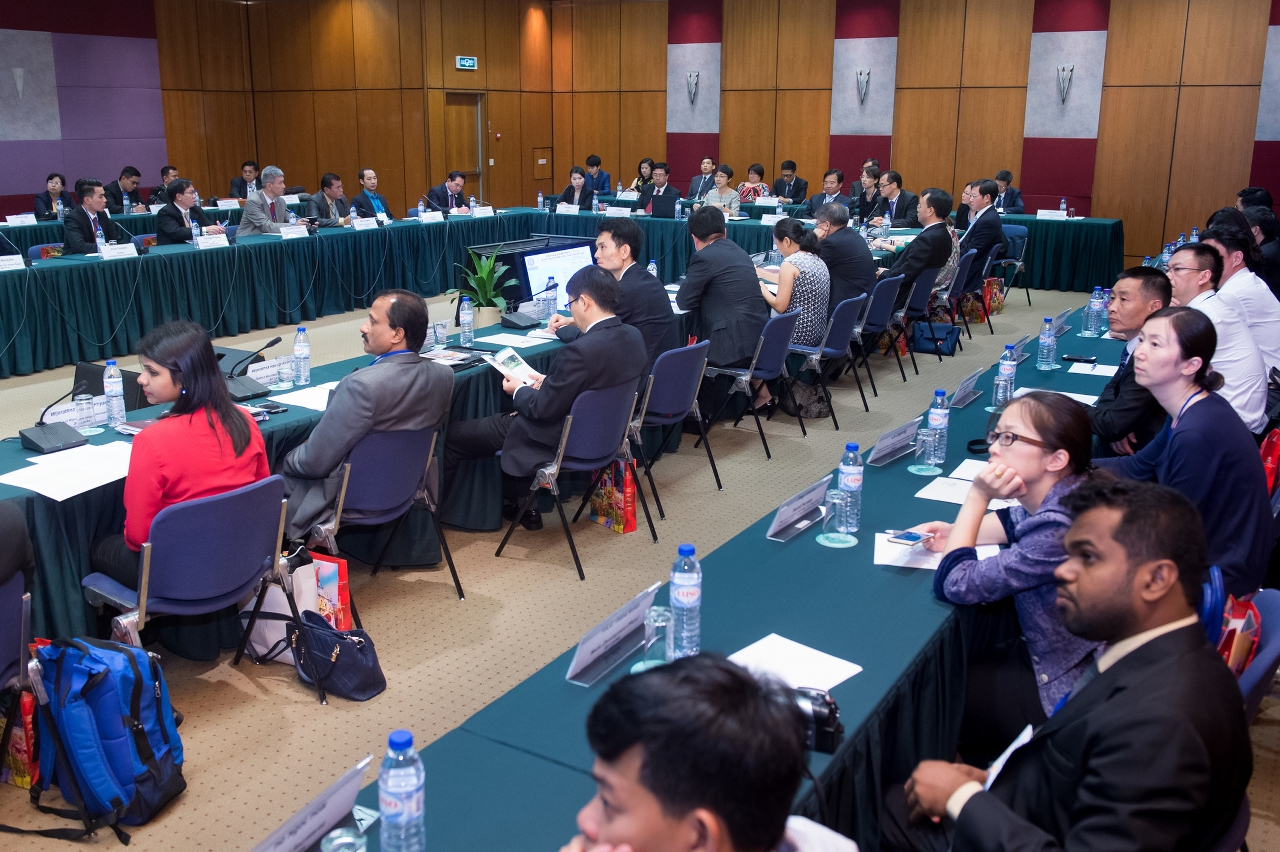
[999,213,1123,294]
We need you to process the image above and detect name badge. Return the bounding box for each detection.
[473,206,495,217]
[281,194,301,205]
[100,242,139,260]
[376,211,390,223]
[195,233,230,249]
[419,211,444,223]
[5,213,36,226]
[761,213,785,226]
[605,206,632,218]
[217,198,241,209]
[279,225,309,239]
[1036,209,1068,220]
[0,255,25,271]
[352,217,378,231]
[149,204,164,213]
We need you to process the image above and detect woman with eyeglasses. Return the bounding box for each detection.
[908,391,1102,762]
[1094,306,1271,597]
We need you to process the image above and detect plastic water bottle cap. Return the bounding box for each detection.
[1044,317,1053,323]
[935,389,946,397]
[845,442,859,452]
[1005,344,1014,350]
[106,359,117,366]
[388,729,413,751]
[677,543,696,557]
[297,326,305,332]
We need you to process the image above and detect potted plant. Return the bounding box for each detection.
[451,246,508,329]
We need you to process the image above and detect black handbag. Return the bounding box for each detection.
[286,610,386,704]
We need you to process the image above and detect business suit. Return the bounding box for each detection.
[804,192,851,219]
[426,182,465,216]
[1258,237,1280,300]
[637,182,681,214]
[307,192,349,228]
[587,171,611,195]
[957,205,1004,292]
[954,203,971,231]
[236,191,291,236]
[880,190,920,228]
[852,189,881,223]
[34,190,77,220]
[676,236,770,367]
[882,221,952,310]
[155,202,216,246]
[556,185,595,211]
[1090,345,1170,456]
[818,226,878,315]
[149,184,171,206]
[556,264,679,375]
[688,173,716,200]
[352,190,390,219]
[104,180,143,215]
[281,352,455,539]
[994,186,1023,214]
[62,206,118,254]
[230,175,261,199]
[771,176,809,204]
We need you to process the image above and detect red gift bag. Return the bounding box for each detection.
[1,691,38,789]
[589,461,637,534]
[310,550,353,630]
[1217,596,1261,679]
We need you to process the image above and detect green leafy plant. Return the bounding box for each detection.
[451,246,509,310]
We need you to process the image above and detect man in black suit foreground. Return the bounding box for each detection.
[155,178,226,246]
[814,202,877,312]
[104,166,147,215]
[876,188,953,311]
[882,478,1251,852]
[62,179,117,254]
[1091,267,1170,457]
[426,171,469,216]
[874,169,920,228]
[771,159,808,204]
[803,169,852,218]
[957,178,1004,292]
[444,266,647,529]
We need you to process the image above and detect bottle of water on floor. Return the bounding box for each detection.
[293,326,310,386]
[927,390,949,467]
[669,545,701,659]
[459,296,474,346]
[838,442,862,533]
[1037,317,1056,370]
[379,729,425,852]
[992,344,1017,409]
[1082,287,1104,337]
[104,360,126,428]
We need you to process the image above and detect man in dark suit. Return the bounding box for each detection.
[771,160,808,204]
[155,178,226,246]
[1242,205,1280,298]
[994,170,1024,214]
[637,162,682,217]
[104,166,147,215]
[688,157,717,200]
[443,267,647,528]
[62,179,118,254]
[585,155,611,196]
[426,171,469,216]
[803,169,851,218]
[229,160,261,199]
[883,478,1251,852]
[814,202,877,314]
[1090,267,1171,456]
[307,172,350,228]
[874,170,920,228]
[877,188,953,310]
[351,168,391,219]
[150,165,179,207]
[676,206,770,368]
[956,178,1004,292]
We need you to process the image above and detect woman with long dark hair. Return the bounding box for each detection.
[557,166,595,211]
[89,320,270,589]
[628,158,655,191]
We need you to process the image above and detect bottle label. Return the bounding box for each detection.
[927,409,949,430]
[998,361,1015,378]
[838,464,862,492]
[670,583,701,609]
[379,787,424,825]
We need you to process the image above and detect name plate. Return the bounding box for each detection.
[755,198,781,206]
[605,206,632,218]
[1052,308,1072,336]
[1011,333,1030,362]
[616,190,640,201]
[766,475,834,542]
[761,213,785,226]
[195,233,230,249]
[351,216,378,231]
[566,582,662,686]
[1036,209,1068,220]
[217,198,241,209]
[951,368,984,408]
[376,211,390,223]
[280,225,309,239]
[44,395,108,427]
[281,194,301,205]
[556,203,580,215]
[473,206,495,217]
[247,355,290,385]
[149,204,164,213]
[0,255,25,271]
[100,242,139,260]
[866,416,924,466]
[5,213,36,226]
[418,211,444,223]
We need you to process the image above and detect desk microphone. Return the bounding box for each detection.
[422,194,446,213]
[38,380,89,426]
[226,336,281,378]
[22,380,91,454]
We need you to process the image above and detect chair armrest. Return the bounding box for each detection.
[82,573,140,612]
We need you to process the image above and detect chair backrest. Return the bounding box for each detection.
[903,267,940,319]
[74,361,146,411]
[1001,224,1028,261]
[860,275,903,335]
[1200,565,1226,646]
[821,295,868,358]
[1239,589,1280,724]
[343,428,437,517]
[29,242,62,261]
[145,475,285,602]
[947,250,978,299]
[750,310,801,380]
[977,242,1003,283]
[646,341,710,418]
[0,573,26,689]
[563,381,640,466]
[1260,430,1280,496]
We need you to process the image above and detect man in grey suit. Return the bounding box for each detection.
[237,165,308,236]
[281,290,455,541]
[307,172,350,228]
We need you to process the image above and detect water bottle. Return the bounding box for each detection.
[288,210,298,226]
[468,195,476,214]
[293,326,310,386]
[1082,287,1104,337]
[378,729,425,852]
[993,344,1017,408]
[927,390,949,466]
[190,218,201,243]
[1177,232,1186,248]
[1037,316,1056,370]
[617,181,623,195]
[592,197,600,214]
[1189,227,1199,243]
[1059,197,1067,213]
[669,544,701,659]
[104,360,126,428]
[1142,256,1153,267]
[647,259,658,279]
[349,204,357,226]
[55,198,64,221]
[541,277,556,320]
[95,231,106,254]
[536,190,544,211]
[838,442,863,533]
[418,199,425,218]
[1158,244,1172,271]
[459,296,474,346]
[674,201,682,221]
[1101,288,1112,334]
[122,192,130,212]
[194,192,201,208]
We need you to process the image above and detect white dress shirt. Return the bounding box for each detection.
[1187,289,1269,432]
[1216,267,1280,373]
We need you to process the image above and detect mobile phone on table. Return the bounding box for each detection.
[256,401,289,414]
[1061,354,1097,364]
[887,531,933,546]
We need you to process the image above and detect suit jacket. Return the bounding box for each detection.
[637,183,681,214]
[994,186,1024,214]
[818,226,878,316]
[155,202,216,246]
[236,191,291,236]
[688,173,717,200]
[953,625,1250,852]
[502,317,647,477]
[954,203,971,231]
[556,264,678,375]
[352,190,390,219]
[1090,347,1169,454]
[556,185,595,211]
[804,192,852,219]
[880,190,920,228]
[62,206,118,254]
[1258,237,1280,301]
[587,171,612,195]
[34,190,77,221]
[281,352,455,538]
[851,188,881,222]
[307,193,350,228]
[771,177,809,204]
[675,237,770,367]
[230,175,261,199]
[104,180,143,215]
[149,184,171,206]
[957,205,1004,291]
[883,222,951,292]
[426,182,466,216]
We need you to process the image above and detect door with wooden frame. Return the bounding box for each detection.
[444,92,484,203]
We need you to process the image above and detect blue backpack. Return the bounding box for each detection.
[18,639,185,842]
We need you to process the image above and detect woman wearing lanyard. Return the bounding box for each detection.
[1094,306,1272,597]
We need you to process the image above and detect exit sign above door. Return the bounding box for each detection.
[455,56,478,70]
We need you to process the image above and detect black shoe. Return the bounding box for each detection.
[520,508,543,531]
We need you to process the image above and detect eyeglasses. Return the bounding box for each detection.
[1167,265,1200,275]
[986,430,1049,448]
[566,295,582,308]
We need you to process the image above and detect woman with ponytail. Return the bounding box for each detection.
[760,218,830,347]
[1095,306,1271,597]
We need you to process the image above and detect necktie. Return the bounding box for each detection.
[1119,346,1131,371]
[1052,660,1100,715]
[889,199,896,220]
[270,199,277,220]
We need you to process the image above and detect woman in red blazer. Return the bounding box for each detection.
[90,320,270,589]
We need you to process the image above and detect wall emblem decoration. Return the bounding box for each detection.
[1057,64,1073,104]
[856,69,870,105]
[687,71,699,106]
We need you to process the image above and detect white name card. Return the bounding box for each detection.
[474,206,495,217]
[761,213,785,226]
[565,582,661,686]
[195,233,230,249]
[418,211,444,223]
[217,198,241,209]
[616,190,640,201]
[605,206,632,218]
[5,213,36,226]
[352,216,378,231]
[0,255,25,271]
[556,203,580,215]
[44,395,108,427]
[280,225,309,239]
[149,204,164,213]
[247,355,290,385]
[376,211,390,223]
[100,243,139,260]
[281,194,301,205]
[755,198,781,206]
[866,416,924,466]
[1036,209,1068,220]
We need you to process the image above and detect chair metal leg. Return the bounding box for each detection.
[430,508,464,600]
[697,390,738,448]
[903,329,919,375]
[573,467,608,522]
[926,320,944,363]
[370,512,409,576]
[695,416,724,490]
[985,302,995,335]
[959,301,973,338]
[496,491,538,557]
[233,581,270,666]
[781,377,807,437]
[629,460,658,543]
[891,343,907,383]
[813,373,839,430]
[750,401,773,460]
[552,493,586,580]
[634,438,665,519]
[732,381,758,429]
[846,356,869,411]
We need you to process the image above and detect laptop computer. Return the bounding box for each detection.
[648,193,679,219]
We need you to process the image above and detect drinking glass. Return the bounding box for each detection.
[320,828,366,852]
[274,360,293,390]
[816,489,857,548]
[1068,207,1076,219]
[73,393,103,435]
[433,321,449,349]
[632,606,673,673]
[908,428,942,476]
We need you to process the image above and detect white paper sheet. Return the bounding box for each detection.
[947,459,989,481]
[1067,362,1119,377]
[729,634,862,691]
[1013,387,1099,406]
[269,381,340,412]
[474,332,542,348]
[525,328,559,340]
[914,476,1020,509]
[0,441,133,501]
[872,533,1001,570]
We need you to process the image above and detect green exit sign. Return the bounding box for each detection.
[455,56,478,71]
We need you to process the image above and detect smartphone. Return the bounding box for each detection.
[256,401,289,414]
[1061,354,1097,364]
[887,531,933,546]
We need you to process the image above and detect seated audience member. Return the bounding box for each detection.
[1090,267,1171,456]
[630,158,656,191]
[1166,243,1268,432]
[953,181,979,231]
[0,501,34,591]
[561,654,857,852]
[862,157,880,172]
[910,393,1101,760]
[853,166,881,223]
[104,166,147,215]
[676,206,769,368]
[815,202,877,311]
[738,164,770,203]
[307,173,350,228]
[584,154,611,195]
[993,169,1024,213]
[281,291,453,541]
[804,169,851,218]
[35,172,76,220]
[427,171,469,216]
[230,160,261,199]
[237,166,297,236]
[689,156,717,200]
[883,478,1251,852]
[63,179,117,254]
[1094,307,1272,596]
[89,321,269,588]
[1206,205,1252,233]
[557,166,595,211]
[1237,185,1273,211]
[875,188,953,311]
[771,160,808,203]
[956,178,1003,290]
[755,218,831,410]
[698,165,740,214]
[351,168,390,219]
[150,165,179,206]
[1242,205,1280,298]
[444,267,646,528]
[155,178,226,246]
[1201,225,1280,374]
[873,170,920,228]
[637,162,681,215]
[548,218,678,375]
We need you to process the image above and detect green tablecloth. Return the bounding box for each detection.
[999,214,1123,293]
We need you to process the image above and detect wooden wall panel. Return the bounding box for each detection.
[552,93,574,181]
[953,88,1025,196]
[310,0,357,90]
[441,3,488,89]
[196,0,250,91]
[551,1,573,92]
[426,88,447,181]
[722,0,778,91]
[357,89,408,212]
[268,0,316,91]
[960,0,1032,88]
[1181,0,1270,85]
[891,88,960,194]
[266,92,319,190]
[247,2,273,90]
[1104,0,1188,86]
[777,0,836,91]
[521,0,553,91]
[774,90,830,184]
[572,92,621,177]
[486,91,524,206]
[572,3,622,92]
[719,91,777,181]
[619,2,668,92]
[314,90,361,199]
[1165,85,1261,241]
[1092,86,1178,257]
[619,91,667,182]
[486,0,524,91]
[161,91,209,194]
[252,96,276,181]
[423,0,445,89]
[398,0,424,89]
[353,0,402,89]
[155,1,201,90]
[203,93,257,193]
[522,91,554,201]
[402,90,429,205]
[897,0,964,89]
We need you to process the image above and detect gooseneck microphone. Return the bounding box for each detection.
[226,337,281,378]
[423,194,445,213]
[38,380,89,426]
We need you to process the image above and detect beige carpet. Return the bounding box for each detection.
[3,289,1276,851]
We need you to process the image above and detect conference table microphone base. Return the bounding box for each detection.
[225,375,272,402]
[20,421,88,454]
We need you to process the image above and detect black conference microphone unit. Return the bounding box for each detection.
[422,194,446,213]
[21,380,90,453]
[501,280,558,330]
[225,336,281,402]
